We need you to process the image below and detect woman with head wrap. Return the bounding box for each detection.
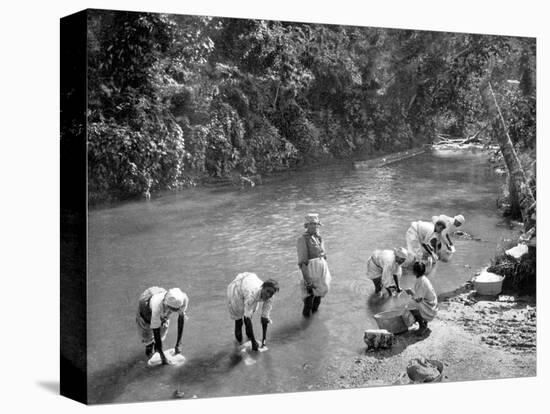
[405,220,446,264]
[365,247,408,297]
[227,272,279,351]
[296,213,332,317]
[431,214,465,253]
[405,262,438,336]
[136,287,189,364]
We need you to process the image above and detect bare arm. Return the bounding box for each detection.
[153,328,171,365]
[174,311,185,354]
[261,317,269,347]
[421,242,435,256]
[393,274,401,292]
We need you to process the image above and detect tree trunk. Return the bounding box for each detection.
[480,80,535,230]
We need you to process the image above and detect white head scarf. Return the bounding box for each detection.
[165,288,188,310]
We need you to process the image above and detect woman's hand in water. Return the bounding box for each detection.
[161,355,174,365]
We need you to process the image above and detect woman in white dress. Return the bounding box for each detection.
[227,272,279,351]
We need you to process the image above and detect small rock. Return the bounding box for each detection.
[364,329,395,351]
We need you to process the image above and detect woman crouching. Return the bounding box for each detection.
[406,262,438,336]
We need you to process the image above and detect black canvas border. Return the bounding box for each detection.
[60,9,88,405]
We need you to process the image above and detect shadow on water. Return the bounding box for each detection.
[169,345,249,391]
[88,354,147,404]
[91,345,246,403]
[269,318,314,344]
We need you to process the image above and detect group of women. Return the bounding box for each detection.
[135,212,464,364]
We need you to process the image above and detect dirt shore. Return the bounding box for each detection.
[319,287,536,389]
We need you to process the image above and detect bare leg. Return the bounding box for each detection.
[311,296,321,313]
[303,295,314,317]
[234,318,243,343]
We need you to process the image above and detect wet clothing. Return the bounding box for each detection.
[406,221,441,261]
[299,257,332,299]
[136,312,169,345]
[366,249,403,290]
[297,232,332,300]
[136,287,170,345]
[136,286,188,346]
[227,272,273,321]
[407,276,438,322]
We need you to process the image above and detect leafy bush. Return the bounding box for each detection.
[204,102,244,177]
[487,249,536,294]
[242,115,298,173]
[88,119,190,199]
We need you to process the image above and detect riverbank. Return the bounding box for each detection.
[319,283,536,390]
[89,145,429,208]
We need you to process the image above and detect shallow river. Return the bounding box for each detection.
[87,148,514,403]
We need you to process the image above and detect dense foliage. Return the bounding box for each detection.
[82,11,536,201]
[487,248,536,295]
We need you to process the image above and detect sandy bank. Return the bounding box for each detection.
[320,288,536,389]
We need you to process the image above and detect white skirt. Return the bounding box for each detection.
[301,258,332,299]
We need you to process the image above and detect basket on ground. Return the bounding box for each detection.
[473,272,505,295]
[374,309,409,334]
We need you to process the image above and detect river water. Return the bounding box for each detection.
[87,148,514,403]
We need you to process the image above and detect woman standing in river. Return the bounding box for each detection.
[297,213,332,317]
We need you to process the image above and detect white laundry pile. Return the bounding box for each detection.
[147,348,187,367]
[505,244,529,259]
[475,271,503,283]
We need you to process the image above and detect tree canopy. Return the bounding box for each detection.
[82,10,536,202]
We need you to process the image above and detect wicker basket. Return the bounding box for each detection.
[374,309,409,334]
[473,274,505,295]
